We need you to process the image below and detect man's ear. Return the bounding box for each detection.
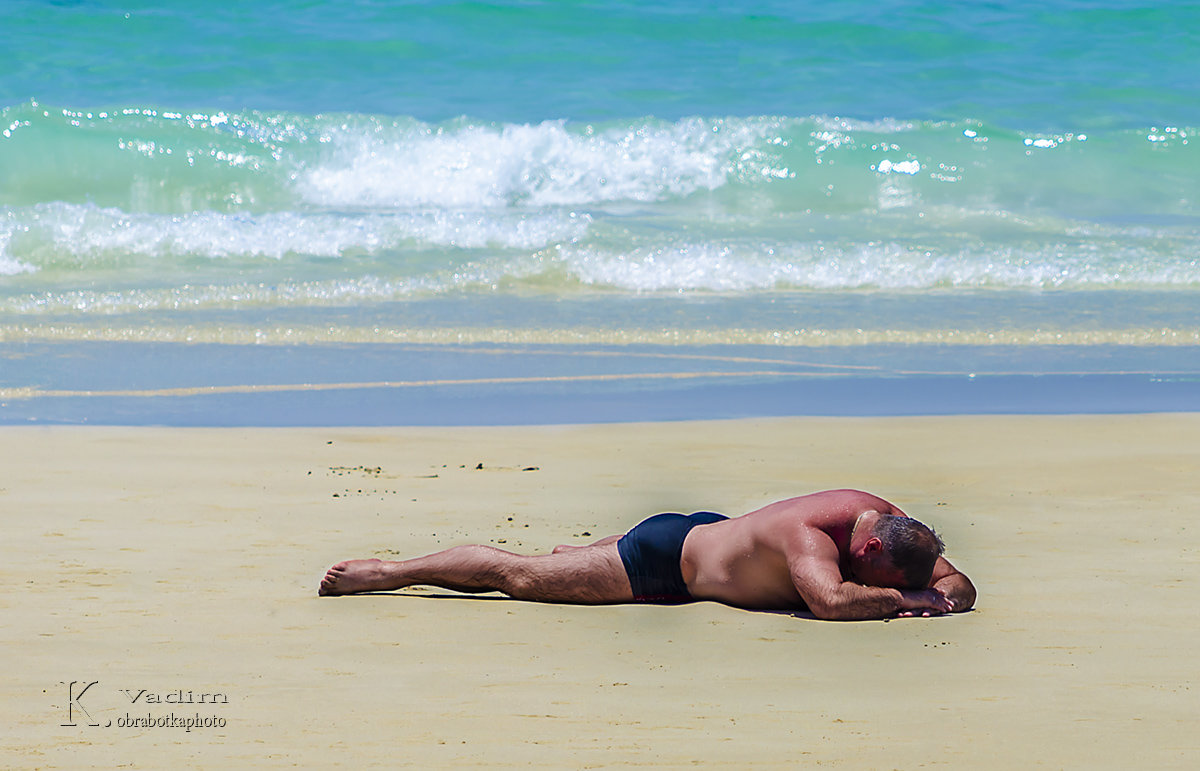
[863,536,884,554]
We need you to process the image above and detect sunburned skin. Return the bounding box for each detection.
[319,489,975,621]
[683,490,901,609]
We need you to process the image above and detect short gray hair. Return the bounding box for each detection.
[873,515,945,589]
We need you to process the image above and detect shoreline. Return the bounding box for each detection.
[7,414,1199,767]
[4,340,1198,426]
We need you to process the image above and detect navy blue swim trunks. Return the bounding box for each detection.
[616,511,728,603]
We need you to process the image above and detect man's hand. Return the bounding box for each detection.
[895,587,954,618]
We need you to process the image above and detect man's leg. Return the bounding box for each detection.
[319,541,634,604]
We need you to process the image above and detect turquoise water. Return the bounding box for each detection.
[1,1,1198,421]
[5,1,1198,127]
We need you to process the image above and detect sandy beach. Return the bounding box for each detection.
[4,413,1198,768]
[8,2,1200,768]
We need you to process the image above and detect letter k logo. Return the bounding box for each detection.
[61,681,100,727]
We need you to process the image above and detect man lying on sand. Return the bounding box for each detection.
[319,488,975,620]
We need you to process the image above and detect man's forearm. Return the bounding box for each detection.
[812,583,957,621]
[933,572,976,612]
[811,584,905,621]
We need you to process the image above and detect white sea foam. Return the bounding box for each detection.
[3,238,1197,319]
[3,237,1197,320]
[0,231,36,274]
[2,198,1196,303]
[296,118,789,209]
[557,240,1200,292]
[0,255,36,276]
[875,159,921,175]
[0,202,589,265]
[1,278,413,315]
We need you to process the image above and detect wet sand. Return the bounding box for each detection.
[5,415,1198,767]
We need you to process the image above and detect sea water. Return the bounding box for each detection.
[1,1,1197,423]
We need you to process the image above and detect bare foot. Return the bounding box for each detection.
[318,559,402,596]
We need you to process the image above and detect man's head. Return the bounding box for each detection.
[850,514,945,589]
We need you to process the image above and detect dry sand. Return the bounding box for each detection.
[4,414,1199,768]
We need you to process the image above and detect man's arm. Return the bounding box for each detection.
[931,556,975,611]
[788,551,953,621]
[895,556,976,617]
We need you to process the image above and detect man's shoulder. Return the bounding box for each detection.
[767,489,891,515]
[741,489,899,530]
[816,488,902,514]
[745,503,836,544]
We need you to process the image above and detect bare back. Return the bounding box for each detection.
[679,489,905,609]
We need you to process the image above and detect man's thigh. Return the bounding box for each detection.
[516,543,634,604]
